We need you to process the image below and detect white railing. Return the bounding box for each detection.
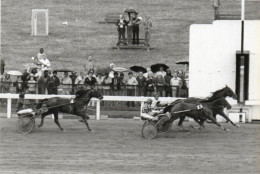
[0,93,183,120]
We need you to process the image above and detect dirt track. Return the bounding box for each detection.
[0,118,260,174]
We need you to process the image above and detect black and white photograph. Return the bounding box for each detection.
[0,0,260,173]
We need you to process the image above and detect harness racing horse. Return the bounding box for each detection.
[172,85,238,127]
[168,98,231,131]
[36,89,103,132]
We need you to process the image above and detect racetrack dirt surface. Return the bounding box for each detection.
[0,118,260,174]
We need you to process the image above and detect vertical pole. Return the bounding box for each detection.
[140,101,144,116]
[96,100,100,120]
[46,9,49,35]
[34,12,37,35]
[7,98,12,118]
[241,0,245,54]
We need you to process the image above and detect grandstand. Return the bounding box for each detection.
[2,0,260,72]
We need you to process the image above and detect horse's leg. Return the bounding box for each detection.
[53,111,64,131]
[204,109,229,131]
[38,113,46,128]
[82,115,92,132]
[177,116,185,130]
[217,110,239,127]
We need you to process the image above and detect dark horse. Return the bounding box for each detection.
[168,98,231,131]
[36,89,103,131]
[168,85,238,128]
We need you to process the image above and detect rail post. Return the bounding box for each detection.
[140,101,144,116]
[7,97,12,118]
[96,100,101,120]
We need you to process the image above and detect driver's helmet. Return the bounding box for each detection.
[147,98,153,104]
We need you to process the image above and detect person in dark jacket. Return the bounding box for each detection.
[164,69,173,97]
[21,69,30,93]
[85,72,97,89]
[136,71,146,96]
[111,72,120,95]
[132,14,140,45]
[116,15,128,45]
[38,70,52,94]
[52,71,60,94]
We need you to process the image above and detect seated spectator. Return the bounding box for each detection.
[37,48,47,61]
[136,71,146,96]
[102,73,112,95]
[52,71,60,95]
[61,72,72,95]
[154,72,165,97]
[155,67,166,78]
[145,71,155,96]
[126,72,138,107]
[38,55,51,68]
[28,76,37,94]
[85,71,97,89]
[21,69,30,93]
[96,73,104,91]
[164,69,173,97]
[170,72,182,97]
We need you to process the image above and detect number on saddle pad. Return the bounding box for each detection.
[196,104,203,110]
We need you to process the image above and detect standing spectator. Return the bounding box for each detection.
[0,58,5,75]
[132,14,140,45]
[136,71,146,96]
[14,76,23,94]
[145,71,155,96]
[155,67,166,78]
[1,73,11,104]
[118,73,126,96]
[178,70,184,79]
[102,73,112,95]
[164,69,173,97]
[96,73,104,91]
[84,56,94,74]
[85,71,97,89]
[144,67,152,78]
[213,0,221,20]
[21,69,30,93]
[61,72,72,95]
[38,70,51,94]
[154,72,165,97]
[126,72,138,107]
[109,63,115,79]
[70,72,78,94]
[52,71,60,94]
[170,72,182,97]
[143,15,152,46]
[111,72,120,95]
[126,15,133,45]
[28,76,37,94]
[75,72,85,90]
[116,15,127,45]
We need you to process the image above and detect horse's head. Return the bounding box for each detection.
[88,89,103,100]
[224,85,237,100]
[214,97,232,110]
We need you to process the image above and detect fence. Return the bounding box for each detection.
[0,93,183,120]
[0,81,185,97]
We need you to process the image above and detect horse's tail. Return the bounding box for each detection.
[163,99,183,113]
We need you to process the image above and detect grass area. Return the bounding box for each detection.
[2,0,259,72]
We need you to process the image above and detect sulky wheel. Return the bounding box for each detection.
[158,120,173,133]
[142,121,158,139]
[17,116,35,134]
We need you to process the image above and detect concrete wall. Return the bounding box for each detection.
[189,20,260,120]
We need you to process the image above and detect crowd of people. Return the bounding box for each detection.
[0,48,189,102]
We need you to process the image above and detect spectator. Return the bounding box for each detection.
[154,72,165,97]
[61,72,72,95]
[70,72,78,94]
[126,72,138,107]
[144,67,152,78]
[1,73,11,104]
[38,55,51,68]
[0,58,5,75]
[85,71,97,89]
[13,76,23,94]
[145,71,155,96]
[88,69,96,78]
[213,0,221,20]
[132,14,140,45]
[96,73,104,91]
[75,72,85,90]
[111,72,120,95]
[109,63,115,78]
[136,71,146,96]
[28,76,37,94]
[102,73,112,96]
[116,15,127,45]
[143,15,152,46]
[118,73,126,96]
[170,72,182,97]
[38,70,52,94]
[16,93,25,112]
[178,70,184,79]
[37,48,47,61]
[52,71,60,94]
[126,15,133,45]
[21,69,30,93]
[155,67,166,78]
[180,72,189,97]
[164,69,173,97]
[184,72,189,89]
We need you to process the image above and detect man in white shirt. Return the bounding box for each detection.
[126,72,138,107]
[170,72,182,97]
